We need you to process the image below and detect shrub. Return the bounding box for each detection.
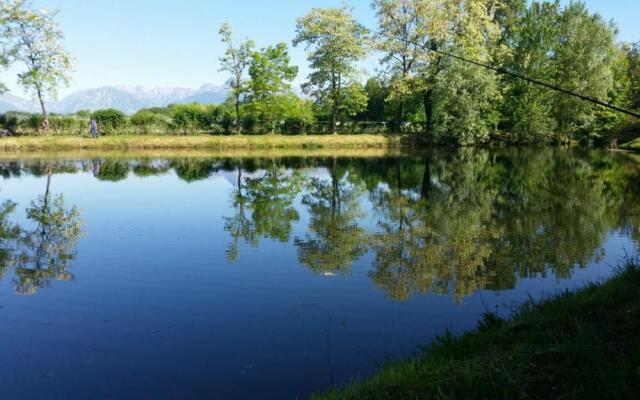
[0,114,19,132]
[170,104,215,133]
[92,109,127,134]
[24,114,45,132]
[49,116,79,134]
[130,110,170,134]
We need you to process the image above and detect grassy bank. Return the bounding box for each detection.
[0,147,410,161]
[0,134,417,152]
[317,260,640,399]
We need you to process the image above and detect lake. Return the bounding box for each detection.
[0,148,638,399]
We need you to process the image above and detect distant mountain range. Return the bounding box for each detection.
[0,84,228,114]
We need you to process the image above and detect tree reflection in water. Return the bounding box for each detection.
[294,157,368,274]
[0,164,83,294]
[224,160,303,262]
[0,149,638,300]
[222,149,640,302]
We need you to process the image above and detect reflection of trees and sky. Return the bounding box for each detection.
[0,163,82,295]
[0,150,638,398]
[1,149,639,301]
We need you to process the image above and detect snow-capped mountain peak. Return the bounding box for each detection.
[0,84,228,114]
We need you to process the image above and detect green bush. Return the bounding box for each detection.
[92,109,127,134]
[49,116,80,134]
[170,104,215,133]
[0,114,19,132]
[24,114,44,132]
[130,110,170,134]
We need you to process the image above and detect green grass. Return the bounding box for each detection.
[316,259,640,400]
[0,134,419,152]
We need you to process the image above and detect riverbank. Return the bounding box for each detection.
[316,259,640,399]
[0,147,410,161]
[0,135,418,152]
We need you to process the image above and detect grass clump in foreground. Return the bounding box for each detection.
[317,260,640,400]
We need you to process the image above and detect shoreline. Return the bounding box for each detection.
[0,134,420,152]
[0,147,412,160]
[316,260,640,399]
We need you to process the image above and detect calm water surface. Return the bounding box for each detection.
[0,148,638,399]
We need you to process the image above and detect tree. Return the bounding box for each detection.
[501,1,560,142]
[247,43,299,133]
[396,0,450,135]
[624,41,640,111]
[0,21,9,94]
[293,7,369,134]
[371,0,501,138]
[552,2,618,140]
[1,0,72,129]
[429,0,503,144]
[372,0,430,129]
[356,77,389,121]
[219,23,255,133]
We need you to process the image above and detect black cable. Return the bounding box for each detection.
[424,46,640,119]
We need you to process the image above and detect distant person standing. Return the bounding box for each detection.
[89,118,99,138]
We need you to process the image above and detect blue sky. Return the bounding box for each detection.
[1,0,638,97]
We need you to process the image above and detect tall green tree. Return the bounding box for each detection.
[501,1,560,142]
[0,23,9,94]
[356,77,392,122]
[428,0,503,144]
[551,2,618,139]
[219,22,255,133]
[372,0,430,129]
[624,41,640,111]
[247,43,299,132]
[1,0,72,129]
[293,7,370,134]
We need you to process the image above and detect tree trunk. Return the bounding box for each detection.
[235,95,241,135]
[36,87,49,133]
[331,75,340,135]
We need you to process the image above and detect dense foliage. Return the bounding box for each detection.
[91,109,126,134]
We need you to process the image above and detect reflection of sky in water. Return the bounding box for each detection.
[0,154,637,399]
